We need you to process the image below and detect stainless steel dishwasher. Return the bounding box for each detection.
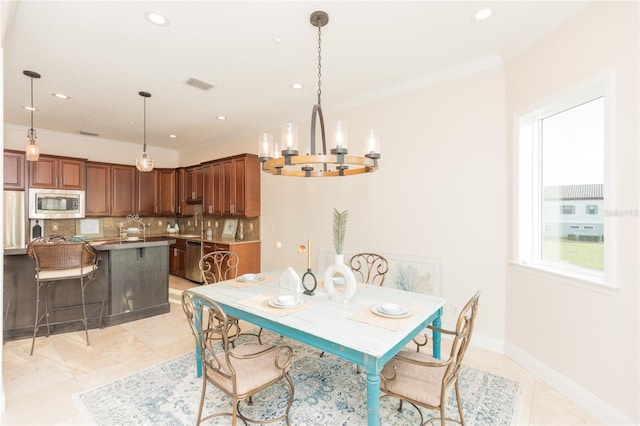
[185,240,203,283]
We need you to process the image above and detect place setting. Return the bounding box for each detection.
[226,273,274,288]
[348,301,419,331]
[237,293,310,316]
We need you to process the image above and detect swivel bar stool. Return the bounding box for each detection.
[27,235,102,355]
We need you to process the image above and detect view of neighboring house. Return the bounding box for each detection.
[543,183,604,242]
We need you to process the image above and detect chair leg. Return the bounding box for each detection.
[80,277,89,346]
[196,375,207,425]
[455,380,465,425]
[30,282,42,356]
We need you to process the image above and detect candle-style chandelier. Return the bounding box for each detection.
[258,11,381,177]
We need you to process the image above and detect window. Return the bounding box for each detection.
[515,75,609,286]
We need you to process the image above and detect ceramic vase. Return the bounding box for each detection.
[280,267,302,303]
[323,254,357,304]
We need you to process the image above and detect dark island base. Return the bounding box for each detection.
[3,238,172,342]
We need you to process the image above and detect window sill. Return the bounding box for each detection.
[510,261,619,295]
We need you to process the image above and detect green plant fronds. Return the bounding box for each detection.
[332,208,349,254]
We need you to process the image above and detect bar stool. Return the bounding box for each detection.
[27,235,102,355]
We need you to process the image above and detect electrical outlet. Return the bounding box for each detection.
[452,305,459,315]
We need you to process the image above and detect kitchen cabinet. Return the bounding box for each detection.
[85,162,111,216]
[175,168,194,216]
[136,168,176,216]
[4,150,26,190]
[169,238,186,278]
[111,164,136,216]
[202,154,260,218]
[184,165,203,204]
[28,154,86,190]
[201,240,260,276]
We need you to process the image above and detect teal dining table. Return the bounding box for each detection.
[187,274,446,426]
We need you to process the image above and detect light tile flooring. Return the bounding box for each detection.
[1,276,602,425]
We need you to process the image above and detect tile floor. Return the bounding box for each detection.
[1,276,603,425]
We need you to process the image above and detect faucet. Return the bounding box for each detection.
[194,211,204,236]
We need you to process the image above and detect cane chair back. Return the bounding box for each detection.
[182,290,295,425]
[349,252,389,286]
[199,251,240,284]
[27,235,102,355]
[380,291,480,425]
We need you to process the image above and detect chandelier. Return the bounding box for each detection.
[135,91,155,172]
[23,70,41,162]
[258,11,381,177]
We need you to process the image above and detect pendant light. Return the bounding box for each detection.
[23,70,41,162]
[258,11,381,177]
[135,91,155,172]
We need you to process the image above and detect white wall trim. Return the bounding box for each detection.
[505,342,636,425]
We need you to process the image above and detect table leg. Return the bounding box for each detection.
[365,371,381,426]
[432,311,442,360]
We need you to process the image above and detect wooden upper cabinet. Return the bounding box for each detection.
[176,168,194,216]
[111,165,136,216]
[85,162,111,216]
[185,165,203,203]
[136,169,159,216]
[157,169,176,216]
[136,168,176,216]
[4,150,26,190]
[28,155,86,189]
[222,154,260,218]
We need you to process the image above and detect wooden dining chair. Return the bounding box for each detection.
[182,290,295,426]
[199,251,262,345]
[349,252,389,286]
[380,291,480,425]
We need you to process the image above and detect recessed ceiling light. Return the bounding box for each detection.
[144,11,169,26]
[23,106,37,111]
[52,93,70,100]
[291,83,303,90]
[216,116,227,121]
[272,37,282,45]
[168,134,177,138]
[474,8,493,21]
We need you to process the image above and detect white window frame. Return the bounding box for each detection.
[513,72,617,292]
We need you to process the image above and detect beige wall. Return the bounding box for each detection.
[505,1,639,423]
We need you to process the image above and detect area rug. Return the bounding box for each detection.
[74,331,522,426]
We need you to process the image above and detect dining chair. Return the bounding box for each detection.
[349,252,389,286]
[182,290,295,426]
[380,291,480,425]
[199,251,262,345]
[27,235,103,356]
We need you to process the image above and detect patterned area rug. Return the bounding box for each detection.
[74,332,522,426]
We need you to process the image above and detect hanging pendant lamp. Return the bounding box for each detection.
[23,70,41,162]
[135,91,155,172]
[258,11,381,177]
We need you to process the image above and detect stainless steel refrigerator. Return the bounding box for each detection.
[3,191,27,249]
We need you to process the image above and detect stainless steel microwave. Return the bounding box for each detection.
[28,188,85,219]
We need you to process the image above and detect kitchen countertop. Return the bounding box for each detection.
[164,234,260,245]
[3,236,260,256]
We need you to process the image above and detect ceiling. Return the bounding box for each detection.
[3,1,589,152]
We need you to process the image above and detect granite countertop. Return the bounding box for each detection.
[164,234,260,245]
[4,236,176,255]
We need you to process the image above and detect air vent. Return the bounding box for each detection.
[78,130,99,137]
[186,77,215,91]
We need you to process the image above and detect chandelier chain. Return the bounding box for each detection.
[29,76,34,131]
[317,18,322,105]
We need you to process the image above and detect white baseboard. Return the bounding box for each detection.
[504,342,636,425]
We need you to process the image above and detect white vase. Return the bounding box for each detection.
[280,267,302,303]
[323,254,357,304]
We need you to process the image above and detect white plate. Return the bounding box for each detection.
[126,236,139,241]
[237,274,264,283]
[268,296,304,309]
[127,228,139,233]
[371,304,412,318]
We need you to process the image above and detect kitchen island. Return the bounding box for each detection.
[3,237,174,341]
